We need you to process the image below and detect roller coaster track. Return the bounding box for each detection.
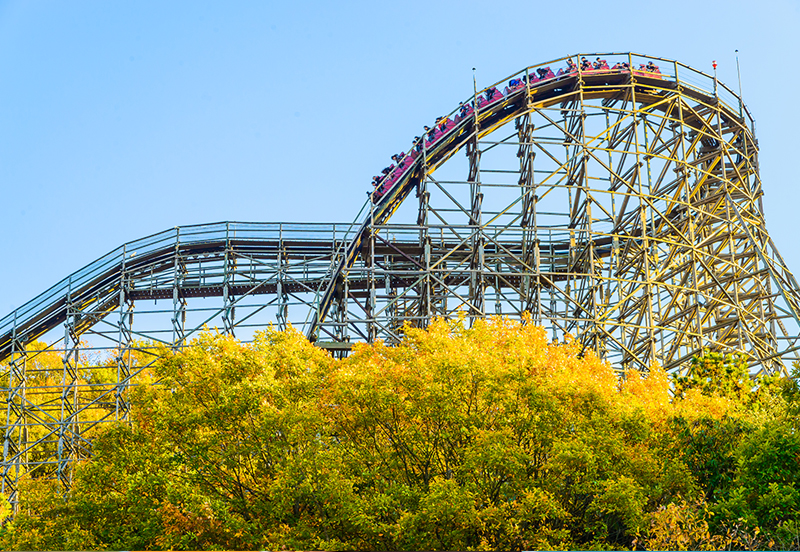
[3,52,800,505]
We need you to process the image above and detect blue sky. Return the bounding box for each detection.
[1,0,798,313]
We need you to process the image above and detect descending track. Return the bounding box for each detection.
[3,52,800,506]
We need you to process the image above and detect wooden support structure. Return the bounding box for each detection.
[3,53,800,506]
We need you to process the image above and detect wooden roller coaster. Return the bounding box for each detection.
[2,52,799,506]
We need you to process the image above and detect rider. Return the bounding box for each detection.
[424,125,437,142]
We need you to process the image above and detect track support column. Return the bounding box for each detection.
[222,223,237,336]
[2,313,27,508]
[467,137,485,322]
[171,228,186,349]
[57,277,80,489]
[115,246,133,421]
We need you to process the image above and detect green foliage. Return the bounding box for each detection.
[668,415,748,502]
[673,349,751,402]
[1,323,799,550]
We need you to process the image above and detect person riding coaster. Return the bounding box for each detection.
[423,125,437,144]
[536,67,555,80]
[566,59,577,73]
[476,87,501,108]
[455,101,474,122]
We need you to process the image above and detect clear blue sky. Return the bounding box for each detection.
[1,0,798,314]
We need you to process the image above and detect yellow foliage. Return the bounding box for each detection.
[620,364,671,425]
[673,387,739,422]
[3,317,794,551]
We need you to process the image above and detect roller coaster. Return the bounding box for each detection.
[3,52,800,505]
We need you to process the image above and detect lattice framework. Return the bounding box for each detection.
[2,52,800,506]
